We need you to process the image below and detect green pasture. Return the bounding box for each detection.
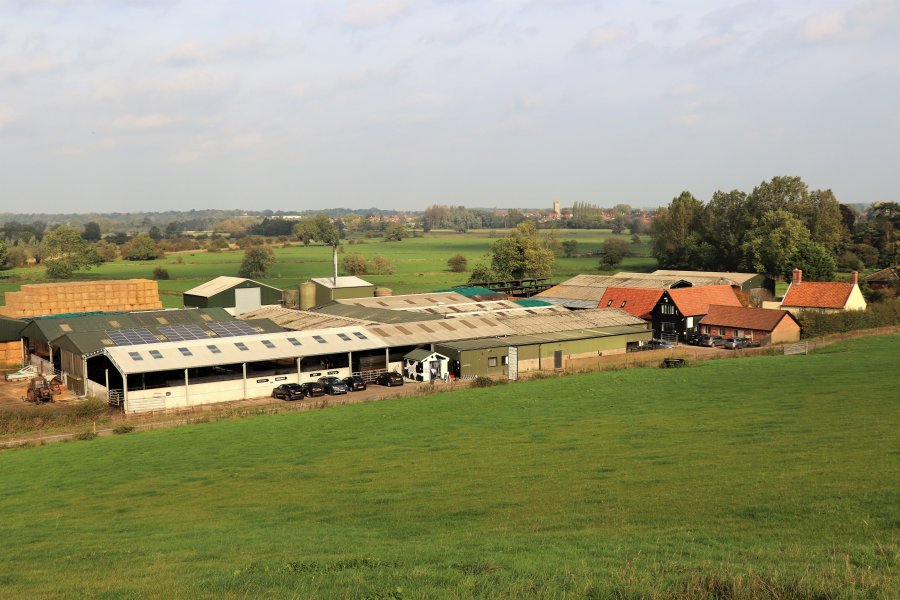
[0,230,655,307]
[0,335,896,598]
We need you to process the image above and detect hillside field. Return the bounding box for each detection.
[0,230,654,307]
[0,335,897,599]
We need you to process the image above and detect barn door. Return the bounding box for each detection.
[553,350,562,369]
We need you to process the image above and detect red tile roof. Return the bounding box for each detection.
[598,287,664,319]
[782,281,853,309]
[699,305,797,332]
[668,285,742,316]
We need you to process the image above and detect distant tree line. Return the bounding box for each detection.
[651,176,898,281]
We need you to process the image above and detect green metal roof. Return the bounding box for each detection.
[311,302,445,324]
[435,324,650,351]
[0,316,27,342]
[404,348,438,361]
[431,286,497,297]
[513,298,552,308]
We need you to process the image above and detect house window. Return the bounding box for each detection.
[719,327,726,336]
[661,304,675,315]
[488,357,498,367]
[735,329,743,338]
[661,322,675,332]
[620,301,627,308]
[703,326,711,334]
[606,300,613,307]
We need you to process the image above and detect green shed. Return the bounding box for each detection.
[183,276,283,314]
[311,276,375,306]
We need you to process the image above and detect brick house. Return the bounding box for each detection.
[780,269,867,315]
[699,305,800,345]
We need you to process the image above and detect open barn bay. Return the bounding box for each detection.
[0,336,896,599]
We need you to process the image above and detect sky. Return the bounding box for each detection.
[0,0,898,213]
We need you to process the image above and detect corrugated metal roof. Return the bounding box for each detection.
[0,316,26,342]
[238,306,374,329]
[514,298,552,307]
[652,270,760,284]
[311,302,446,324]
[334,291,472,309]
[184,276,252,298]
[496,308,645,334]
[430,286,498,297]
[437,324,649,351]
[402,300,521,315]
[311,276,373,289]
[106,326,387,375]
[365,316,515,346]
[537,297,602,310]
[442,305,568,319]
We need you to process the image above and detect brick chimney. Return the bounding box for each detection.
[792,268,802,284]
[851,271,858,285]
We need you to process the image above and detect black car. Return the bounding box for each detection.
[376,371,404,387]
[272,383,304,401]
[318,376,349,395]
[685,332,704,346]
[342,375,367,392]
[299,381,325,397]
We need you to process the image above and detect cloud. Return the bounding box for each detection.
[0,57,61,80]
[0,103,20,127]
[798,0,897,43]
[336,0,418,28]
[158,34,278,67]
[113,114,180,130]
[577,24,636,50]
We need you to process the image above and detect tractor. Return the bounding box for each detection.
[26,377,55,403]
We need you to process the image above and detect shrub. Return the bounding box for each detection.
[471,376,506,388]
[370,255,395,275]
[447,254,468,272]
[152,267,170,280]
[798,300,900,338]
[342,253,367,275]
[76,430,97,441]
[113,424,135,434]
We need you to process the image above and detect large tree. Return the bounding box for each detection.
[122,233,163,260]
[651,191,706,269]
[81,221,102,242]
[41,225,101,278]
[476,221,555,280]
[0,240,8,268]
[741,210,811,278]
[701,189,752,271]
[238,245,275,279]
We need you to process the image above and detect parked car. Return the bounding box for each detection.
[685,332,704,346]
[318,376,349,395]
[271,383,305,401]
[342,375,367,392]
[700,335,726,348]
[299,381,325,397]
[723,337,746,350]
[376,371,404,387]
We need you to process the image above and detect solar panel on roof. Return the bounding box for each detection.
[159,324,209,341]
[207,321,258,337]
[106,328,159,346]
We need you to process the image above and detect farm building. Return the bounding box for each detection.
[598,288,664,320]
[310,276,375,306]
[866,266,897,292]
[183,276,283,314]
[18,308,283,396]
[779,270,867,315]
[651,270,775,297]
[0,279,162,318]
[699,305,800,345]
[651,285,743,342]
[435,315,650,379]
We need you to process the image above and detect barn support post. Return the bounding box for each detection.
[184,369,189,406]
[347,351,352,374]
[296,357,301,380]
[385,348,389,370]
[122,372,129,413]
[81,358,88,395]
[104,369,109,390]
[48,346,54,375]
[242,363,247,399]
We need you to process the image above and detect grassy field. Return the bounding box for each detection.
[0,230,655,307]
[0,335,896,599]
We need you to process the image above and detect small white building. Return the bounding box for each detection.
[403,349,449,383]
